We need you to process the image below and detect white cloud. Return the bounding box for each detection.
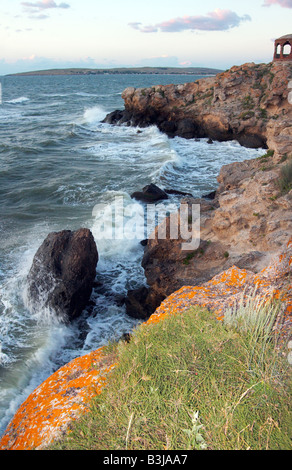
[263,0,292,7]
[21,0,70,12]
[129,9,251,33]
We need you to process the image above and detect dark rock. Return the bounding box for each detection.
[131,183,168,203]
[158,120,177,137]
[207,138,213,144]
[102,109,124,125]
[120,332,131,343]
[237,133,267,149]
[202,190,216,200]
[175,119,199,139]
[165,189,193,197]
[140,239,148,247]
[125,286,164,320]
[27,228,98,321]
[102,109,133,126]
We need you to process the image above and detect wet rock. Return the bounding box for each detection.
[26,228,98,321]
[165,188,193,197]
[131,183,168,203]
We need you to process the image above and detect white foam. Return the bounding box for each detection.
[6,96,30,104]
[83,105,107,125]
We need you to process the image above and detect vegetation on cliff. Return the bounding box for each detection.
[51,296,291,451]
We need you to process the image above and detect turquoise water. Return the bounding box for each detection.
[0,73,265,436]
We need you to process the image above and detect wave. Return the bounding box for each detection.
[83,105,107,125]
[6,96,30,104]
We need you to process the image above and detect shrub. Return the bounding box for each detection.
[277,161,292,195]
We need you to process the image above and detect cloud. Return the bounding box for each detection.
[262,0,292,7]
[129,9,251,33]
[29,14,50,19]
[21,0,70,12]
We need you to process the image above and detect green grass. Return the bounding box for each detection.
[50,297,291,451]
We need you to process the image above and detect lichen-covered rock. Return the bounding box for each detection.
[146,239,292,334]
[0,348,116,450]
[26,228,98,321]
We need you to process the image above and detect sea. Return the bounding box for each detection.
[0,73,265,437]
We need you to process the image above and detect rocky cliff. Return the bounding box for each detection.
[104,61,292,154]
[104,60,292,318]
[140,152,292,313]
[0,61,291,450]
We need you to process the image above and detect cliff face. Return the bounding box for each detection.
[105,61,292,313]
[142,152,292,306]
[105,61,292,153]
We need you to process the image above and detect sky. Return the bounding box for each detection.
[0,0,291,74]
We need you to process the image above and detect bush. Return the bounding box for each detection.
[278,161,292,195]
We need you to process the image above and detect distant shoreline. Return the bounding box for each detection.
[6,66,223,77]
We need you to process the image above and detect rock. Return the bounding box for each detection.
[140,152,292,310]
[202,190,216,200]
[125,286,164,319]
[26,228,98,321]
[165,188,193,197]
[102,109,131,125]
[175,119,199,139]
[0,347,114,450]
[131,183,168,203]
[237,133,267,149]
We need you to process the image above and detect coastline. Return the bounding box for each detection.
[6,66,223,77]
[0,61,291,450]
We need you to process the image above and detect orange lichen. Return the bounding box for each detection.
[0,347,116,450]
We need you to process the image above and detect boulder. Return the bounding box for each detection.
[26,228,98,321]
[131,183,168,203]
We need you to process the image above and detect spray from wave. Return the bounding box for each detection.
[83,105,107,125]
[6,97,30,104]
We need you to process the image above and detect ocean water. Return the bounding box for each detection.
[0,73,265,436]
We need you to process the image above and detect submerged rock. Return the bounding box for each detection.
[26,228,98,321]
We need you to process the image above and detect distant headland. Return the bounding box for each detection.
[7,66,223,77]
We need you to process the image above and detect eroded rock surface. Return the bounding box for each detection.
[140,154,292,316]
[104,61,292,154]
